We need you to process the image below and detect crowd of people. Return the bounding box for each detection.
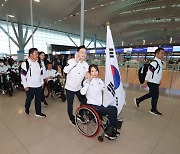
[0,46,165,140]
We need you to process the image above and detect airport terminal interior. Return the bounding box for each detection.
[0,0,180,154]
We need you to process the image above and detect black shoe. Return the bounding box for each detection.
[42,101,48,107]
[77,115,85,124]
[35,113,46,117]
[105,127,117,140]
[69,119,76,126]
[113,128,120,137]
[149,110,162,116]
[134,98,140,108]
[25,108,29,115]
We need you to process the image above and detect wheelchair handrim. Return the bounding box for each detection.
[75,105,101,137]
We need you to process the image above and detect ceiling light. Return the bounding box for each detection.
[2,4,4,6]
[92,7,95,9]
[7,15,14,18]
[85,10,87,12]
[59,20,61,21]
[5,0,8,1]
[64,17,67,19]
[101,5,104,6]
[34,0,40,2]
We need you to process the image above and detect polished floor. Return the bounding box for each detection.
[0,89,180,154]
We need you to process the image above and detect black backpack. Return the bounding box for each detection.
[25,60,42,76]
[138,60,160,84]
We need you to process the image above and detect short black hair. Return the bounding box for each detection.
[29,48,38,56]
[155,48,164,54]
[77,45,86,52]
[88,64,99,73]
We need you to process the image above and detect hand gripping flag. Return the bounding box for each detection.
[103,25,126,115]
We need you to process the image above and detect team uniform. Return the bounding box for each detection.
[80,78,117,128]
[64,58,89,124]
[135,57,163,115]
[21,58,45,117]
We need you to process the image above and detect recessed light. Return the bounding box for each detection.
[34,0,40,2]
[92,7,95,9]
[2,4,4,6]
[64,17,67,19]
[101,5,104,6]
[59,20,61,21]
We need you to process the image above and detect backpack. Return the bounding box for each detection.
[138,60,160,84]
[25,60,42,76]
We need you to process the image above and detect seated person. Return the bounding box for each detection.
[11,61,19,86]
[3,60,11,72]
[45,63,61,94]
[0,60,9,94]
[80,64,119,140]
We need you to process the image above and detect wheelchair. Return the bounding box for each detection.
[75,104,123,142]
[11,70,23,90]
[44,75,66,102]
[0,72,13,96]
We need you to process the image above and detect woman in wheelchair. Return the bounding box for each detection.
[45,63,62,97]
[80,64,120,140]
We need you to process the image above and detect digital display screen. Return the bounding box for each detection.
[124,48,132,53]
[173,46,180,52]
[132,48,147,53]
[116,48,124,53]
[147,47,158,52]
[95,49,105,54]
[162,46,173,52]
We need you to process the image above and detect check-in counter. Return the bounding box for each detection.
[98,66,180,90]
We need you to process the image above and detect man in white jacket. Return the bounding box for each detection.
[134,48,164,116]
[21,48,46,117]
[64,45,89,126]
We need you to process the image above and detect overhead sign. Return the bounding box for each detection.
[147,47,158,52]
[132,47,147,53]
[124,48,132,53]
[162,46,173,52]
[173,46,180,52]
[116,48,124,53]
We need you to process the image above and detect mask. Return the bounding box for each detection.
[0,63,4,66]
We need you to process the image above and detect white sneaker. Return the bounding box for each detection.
[2,90,5,95]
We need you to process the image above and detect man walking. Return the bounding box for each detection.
[134,48,164,116]
[21,48,46,117]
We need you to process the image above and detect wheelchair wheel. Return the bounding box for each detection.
[75,105,101,137]
[44,82,50,98]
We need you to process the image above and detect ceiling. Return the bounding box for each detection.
[0,0,180,46]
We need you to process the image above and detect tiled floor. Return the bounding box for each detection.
[0,89,180,154]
